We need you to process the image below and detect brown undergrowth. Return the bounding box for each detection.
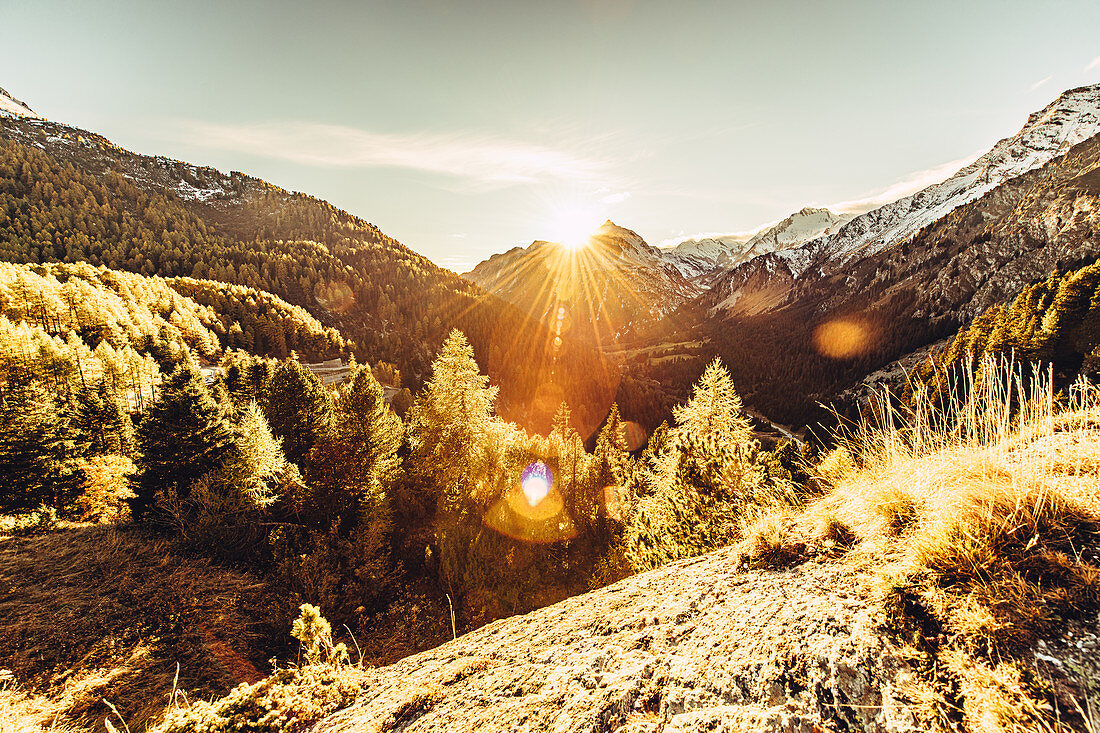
[0,524,289,731]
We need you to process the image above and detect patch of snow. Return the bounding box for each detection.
[0,87,41,119]
[661,208,851,278]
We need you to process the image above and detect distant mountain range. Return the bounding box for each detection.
[2,80,1099,431]
[662,207,853,279]
[464,83,1100,425]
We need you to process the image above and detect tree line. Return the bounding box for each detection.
[0,327,801,660]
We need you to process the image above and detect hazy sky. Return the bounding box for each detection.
[4,0,1100,271]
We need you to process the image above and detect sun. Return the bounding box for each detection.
[545,200,604,251]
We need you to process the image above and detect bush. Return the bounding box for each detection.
[76,455,135,522]
[154,605,363,733]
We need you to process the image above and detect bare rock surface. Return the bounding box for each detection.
[311,549,928,733]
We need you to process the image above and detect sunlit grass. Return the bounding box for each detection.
[735,354,1100,732]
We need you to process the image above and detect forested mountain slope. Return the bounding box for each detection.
[0,113,612,431]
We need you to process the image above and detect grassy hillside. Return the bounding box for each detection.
[0,525,289,732]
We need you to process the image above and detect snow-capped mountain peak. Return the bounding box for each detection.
[0,87,42,119]
[799,83,1100,273]
[661,207,852,278]
[704,82,1100,317]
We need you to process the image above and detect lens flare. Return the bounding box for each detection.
[621,421,648,451]
[484,461,578,543]
[813,318,874,359]
[520,461,552,506]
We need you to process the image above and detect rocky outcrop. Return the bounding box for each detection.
[311,550,929,733]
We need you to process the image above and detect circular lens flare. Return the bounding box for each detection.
[520,461,553,507]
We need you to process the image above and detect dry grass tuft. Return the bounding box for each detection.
[153,664,367,733]
[797,356,1100,732]
[736,510,807,570]
[153,605,368,733]
[0,678,83,733]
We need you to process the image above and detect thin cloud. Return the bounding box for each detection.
[600,191,631,204]
[1029,75,1053,91]
[1086,56,1100,72]
[830,152,982,214]
[177,120,612,189]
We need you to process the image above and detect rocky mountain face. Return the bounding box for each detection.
[0,86,39,119]
[706,84,1100,318]
[464,221,700,345]
[663,207,852,280]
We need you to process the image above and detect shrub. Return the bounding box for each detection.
[154,605,362,733]
[76,454,135,522]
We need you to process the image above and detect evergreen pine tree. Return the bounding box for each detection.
[306,366,403,525]
[625,358,762,572]
[262,360,332,469]
[72,381,134,456]
[405,330,498,517]
[589,404,629,532]
[131,364,233,521]
[0,384,87,514]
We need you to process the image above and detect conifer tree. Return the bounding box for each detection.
[306,366,403,525]
[550,402,596,533]
[589,404,629,534]
[262,360,332,469]
[402,330,504,600]
[131,364,233,521]
[625,358,762,572]
[0,383,87,514]
[405,330,498,517]
[72,381,134,456]
[217,401,288,511]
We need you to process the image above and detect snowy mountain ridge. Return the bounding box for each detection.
[0,87,41,119]
[796,83,1100,277]
[703,83,1100,316]
[661,207,852,278]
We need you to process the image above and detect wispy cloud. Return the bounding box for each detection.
[1029,75,1053,91]
[176,120,612,189]
[1086,56,1100,72]
[599,191,631,205]
[830,152,982,214]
